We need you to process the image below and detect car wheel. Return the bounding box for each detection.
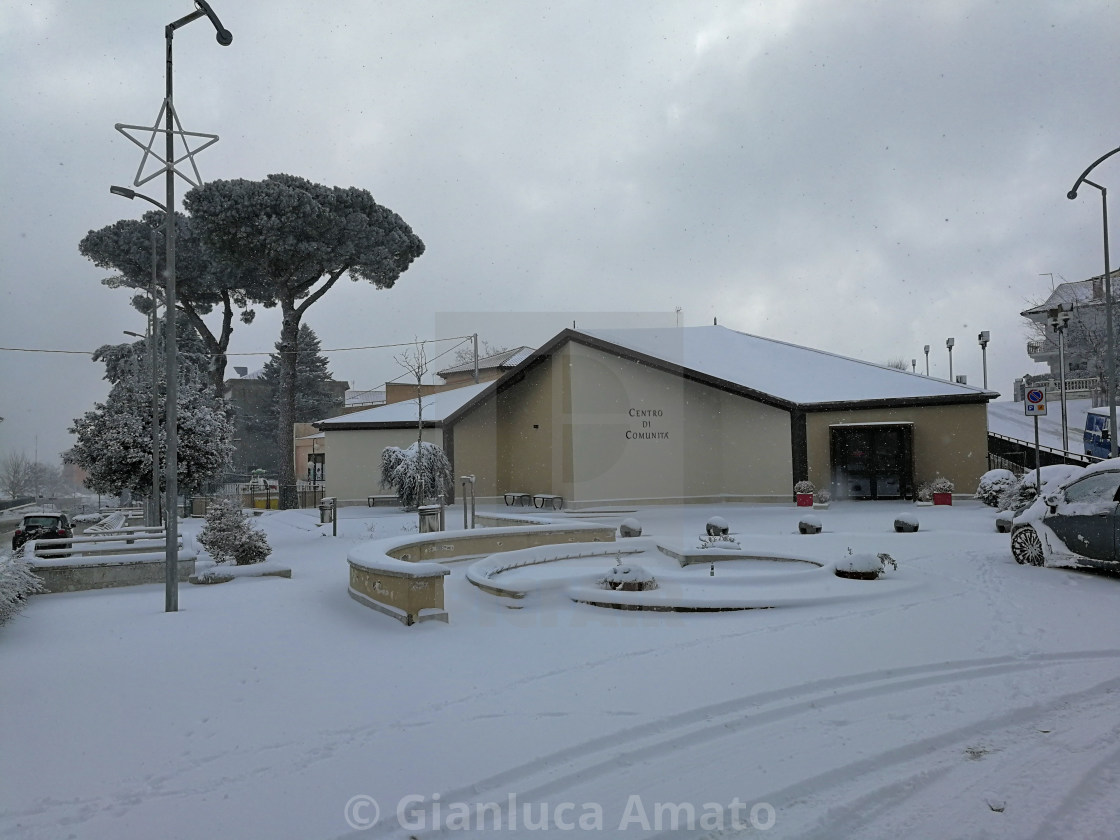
[1011,526,1046,566]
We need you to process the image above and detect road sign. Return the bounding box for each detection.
[1024,388,1047,416]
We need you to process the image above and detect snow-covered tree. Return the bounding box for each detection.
[79,210,268,400]
[198,496,270,565]
[0,550,44,626]
[185,174,425,508]
[66,363,233,498]
[380,442,453,510]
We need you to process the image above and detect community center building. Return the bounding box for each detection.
[317,326,998,507]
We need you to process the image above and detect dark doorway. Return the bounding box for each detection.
[829,424,914,500]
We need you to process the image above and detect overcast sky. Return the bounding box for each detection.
[1,0,1117,465]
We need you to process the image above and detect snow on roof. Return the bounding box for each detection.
[578,326,995,405]
[437,346,535,377]
[345,388,386,407]
[318,380,492,427]
[1021,279,1098,317]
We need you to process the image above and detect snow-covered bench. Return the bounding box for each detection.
[84,512,128,533]
[25,531,197,593]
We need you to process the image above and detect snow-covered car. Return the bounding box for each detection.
[11,513,73,553]
[1010,461,1120,570]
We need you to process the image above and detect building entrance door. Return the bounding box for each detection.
[829,424,913,500]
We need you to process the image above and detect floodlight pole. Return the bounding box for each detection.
[923,344,930,376]
[946,337,955,381]
[1069,146,1119,459]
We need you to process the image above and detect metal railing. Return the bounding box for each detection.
[988,431,1101,471]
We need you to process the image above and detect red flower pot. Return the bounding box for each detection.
[933,492,952,506]
[796,493,814,507]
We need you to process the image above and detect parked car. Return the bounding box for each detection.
[1010,462,1120,571]
[11,513,73,554]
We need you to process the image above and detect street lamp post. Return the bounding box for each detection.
[1069,146,1119,459]
[1047,308,1073,451]
[924,345,930,376]
[977,331,990,390]
[946,337,955,381]
[112,2,231,612]
[124,326,160,526]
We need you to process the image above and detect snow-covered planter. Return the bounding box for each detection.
[0,551,44,626]
[705,516,730,537]
[894,513,919,533]
[618,518,642,538]
[975,469,1016,507]
[930,477,954,505]
[794,480,815,507]
[835,551,897,580]
[198,496,271,566]
[599,563,658,592]
[813,489,831,509]
[798,514,822,534]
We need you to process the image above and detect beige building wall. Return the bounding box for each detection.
[804,402,989,494]
[450,392,501,500]
[324,427,443,501]
[560,343,792,505]
[491,350,572,499]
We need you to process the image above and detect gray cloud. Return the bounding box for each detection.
[1,0,1117,463]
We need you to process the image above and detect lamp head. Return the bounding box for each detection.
[195,1,232,45]
[946,337,955,349]
[1067,189,1079,200]
[924,345,930,354]
[110,185,136,200]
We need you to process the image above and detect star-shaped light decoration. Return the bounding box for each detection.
[115,98,219,189]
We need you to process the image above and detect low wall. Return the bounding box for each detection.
[347,522,616,625]
[31,551,198,593]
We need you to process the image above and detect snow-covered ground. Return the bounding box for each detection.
[3,501,1120,839]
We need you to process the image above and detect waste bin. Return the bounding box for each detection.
[319,498,335,524]
[418,504,442,533]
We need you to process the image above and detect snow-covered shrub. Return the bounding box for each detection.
[916,483,933,502]
[974,469,1016,507]
[815,489,831,504]
[0,550,44,626]
[996,477,1038,514]
[380,442,453,509]
[198,496,271,566]
[794,480,815,494]
[929,476,954,494]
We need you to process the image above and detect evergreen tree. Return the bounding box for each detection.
[198,496,270,565]
[241,324,343,471]
[65,334,234,497]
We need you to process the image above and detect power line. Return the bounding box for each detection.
[0,334,478,358]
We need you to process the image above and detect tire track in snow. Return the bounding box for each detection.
[370,650,1120,839]
[707,676,1120,840]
